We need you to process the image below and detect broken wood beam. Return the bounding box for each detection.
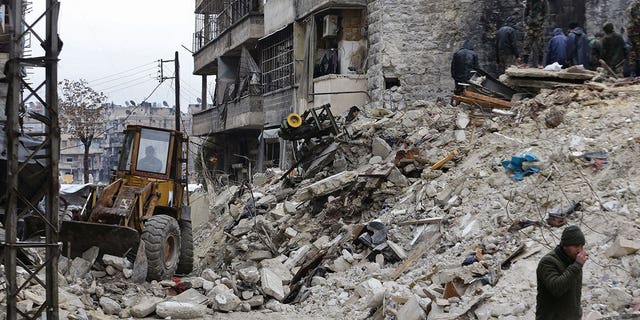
[398,217,443,226]
[462,90,512,108]
[389,231,440,281]
[428,149,458,172]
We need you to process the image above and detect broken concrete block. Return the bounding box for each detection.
[270,203,286,220]
[331,257,352,272]
[606,287,633,310]
[387,167,409,187]
[283,200,299,214]
[605,238,640,258]
[212,185,239,215]
[372,137,392,158]
[130,296,163,318]
[241,290,254,300]
[102,254,129,271]
[260,268,285,301]
[284,227,298,238]
[201,268,220,282]
[81,246,100,267]
[238,266,260,283]
[173,288,210,305]
[208,284,241,312]
[454,130,466,142]
[132,240,147,284]
[369,156,383,164]
[246,295,264,307]
[284,244,310,269]
[247,250,273,261]
[387,240,407,260]
[397,296,426,320]
[69,257,92,279]
[355,278,383,299]
[313,235,331,250]
[98,296,121,315]
[295,170,358,201]
[155,301,207,319]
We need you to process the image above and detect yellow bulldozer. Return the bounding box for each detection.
[59,125,193,280]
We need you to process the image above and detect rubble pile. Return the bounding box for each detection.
[2,82,640,319]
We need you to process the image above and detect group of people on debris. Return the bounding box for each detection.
[451,0,640,95]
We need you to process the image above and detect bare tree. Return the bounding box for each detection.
[58,79,107,183]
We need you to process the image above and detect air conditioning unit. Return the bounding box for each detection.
[323,15,338,38]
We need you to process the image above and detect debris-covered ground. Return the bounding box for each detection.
[3,78,640,319]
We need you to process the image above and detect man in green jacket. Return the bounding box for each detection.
[536,225,589,320]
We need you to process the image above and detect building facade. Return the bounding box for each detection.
[191,0,632,180]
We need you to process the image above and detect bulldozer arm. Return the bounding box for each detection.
[60,221,139,258]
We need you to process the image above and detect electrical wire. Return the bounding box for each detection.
[96,73,156,93]
[90,66,157,88]
[87,61,157,84]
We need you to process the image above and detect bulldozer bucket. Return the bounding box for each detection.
[60,221,140,258]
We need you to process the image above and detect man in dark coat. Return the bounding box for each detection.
[601,22,627,75]
[589,31,605,70]
[545,27,568,66]
[451,40,479,95]
[566,22,591,68]
[536,225,589,320]
[496,16,520,74]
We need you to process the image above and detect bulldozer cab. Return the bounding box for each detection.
[60,125,194,280]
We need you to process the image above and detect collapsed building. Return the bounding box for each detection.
[190,0,633,182]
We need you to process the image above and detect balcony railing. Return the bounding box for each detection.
[193,0,259,52]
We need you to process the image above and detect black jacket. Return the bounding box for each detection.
[496,22,519,61]
[567,27,591,68]
[451,40,479,84]
[536,246,583,320]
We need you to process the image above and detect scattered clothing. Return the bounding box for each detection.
[501,153,540,181]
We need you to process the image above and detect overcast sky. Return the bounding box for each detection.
[29,0,207,112]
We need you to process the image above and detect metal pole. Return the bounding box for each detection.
[45,2,61,318]
[175,51,180,131]
[5,2,23,319]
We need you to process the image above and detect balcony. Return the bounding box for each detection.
[295,0,367,19]
[192,94,263,136]
[193,0,264,74]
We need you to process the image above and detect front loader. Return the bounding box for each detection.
[60,125,193,280]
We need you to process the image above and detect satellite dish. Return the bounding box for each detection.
[197,97,202,103]
[129,100,136,106]
[162,101,169,107]
[124,101,130,107]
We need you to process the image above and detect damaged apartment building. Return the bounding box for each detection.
[190,0,632,181]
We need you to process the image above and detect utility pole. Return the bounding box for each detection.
[158,51,181,131]
[5,1,61,319]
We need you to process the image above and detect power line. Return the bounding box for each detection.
[90,66,157,88]
[98,73,156,93]
[87,61,157,84]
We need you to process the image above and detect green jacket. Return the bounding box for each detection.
[536,246,583,320]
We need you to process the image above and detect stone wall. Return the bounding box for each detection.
[366,0,632,108]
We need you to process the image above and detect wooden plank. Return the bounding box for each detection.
[463,90,512,108]
[452,94,510,109]
[429,149,458,171]
[389,231,440,281]
[398,217,443,226]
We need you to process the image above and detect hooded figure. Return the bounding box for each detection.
[545,28,568,66]
[451,40,479,94]
[496,16,520,73]
[566,22,591,68]
[601,22,627,72]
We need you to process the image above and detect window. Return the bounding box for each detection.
[66,157,73,162]
[262,27,294,93]
[136,128,171,174]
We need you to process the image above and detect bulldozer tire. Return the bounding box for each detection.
[176,220,194,275]
[141,215,181,281]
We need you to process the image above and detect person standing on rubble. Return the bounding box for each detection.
[536,225,588,320]
[545,27,568,66]
[566,22,591,68]
[601,22,627,75]
[450,40,479,95]
[588,31,605,70]
[627,0,640,76]
[523,0,548,68]
[496,16,520,74]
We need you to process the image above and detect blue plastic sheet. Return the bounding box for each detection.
[501,153,540,181]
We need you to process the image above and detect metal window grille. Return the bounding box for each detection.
[261,32,294,93]
[193,0,258,52]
